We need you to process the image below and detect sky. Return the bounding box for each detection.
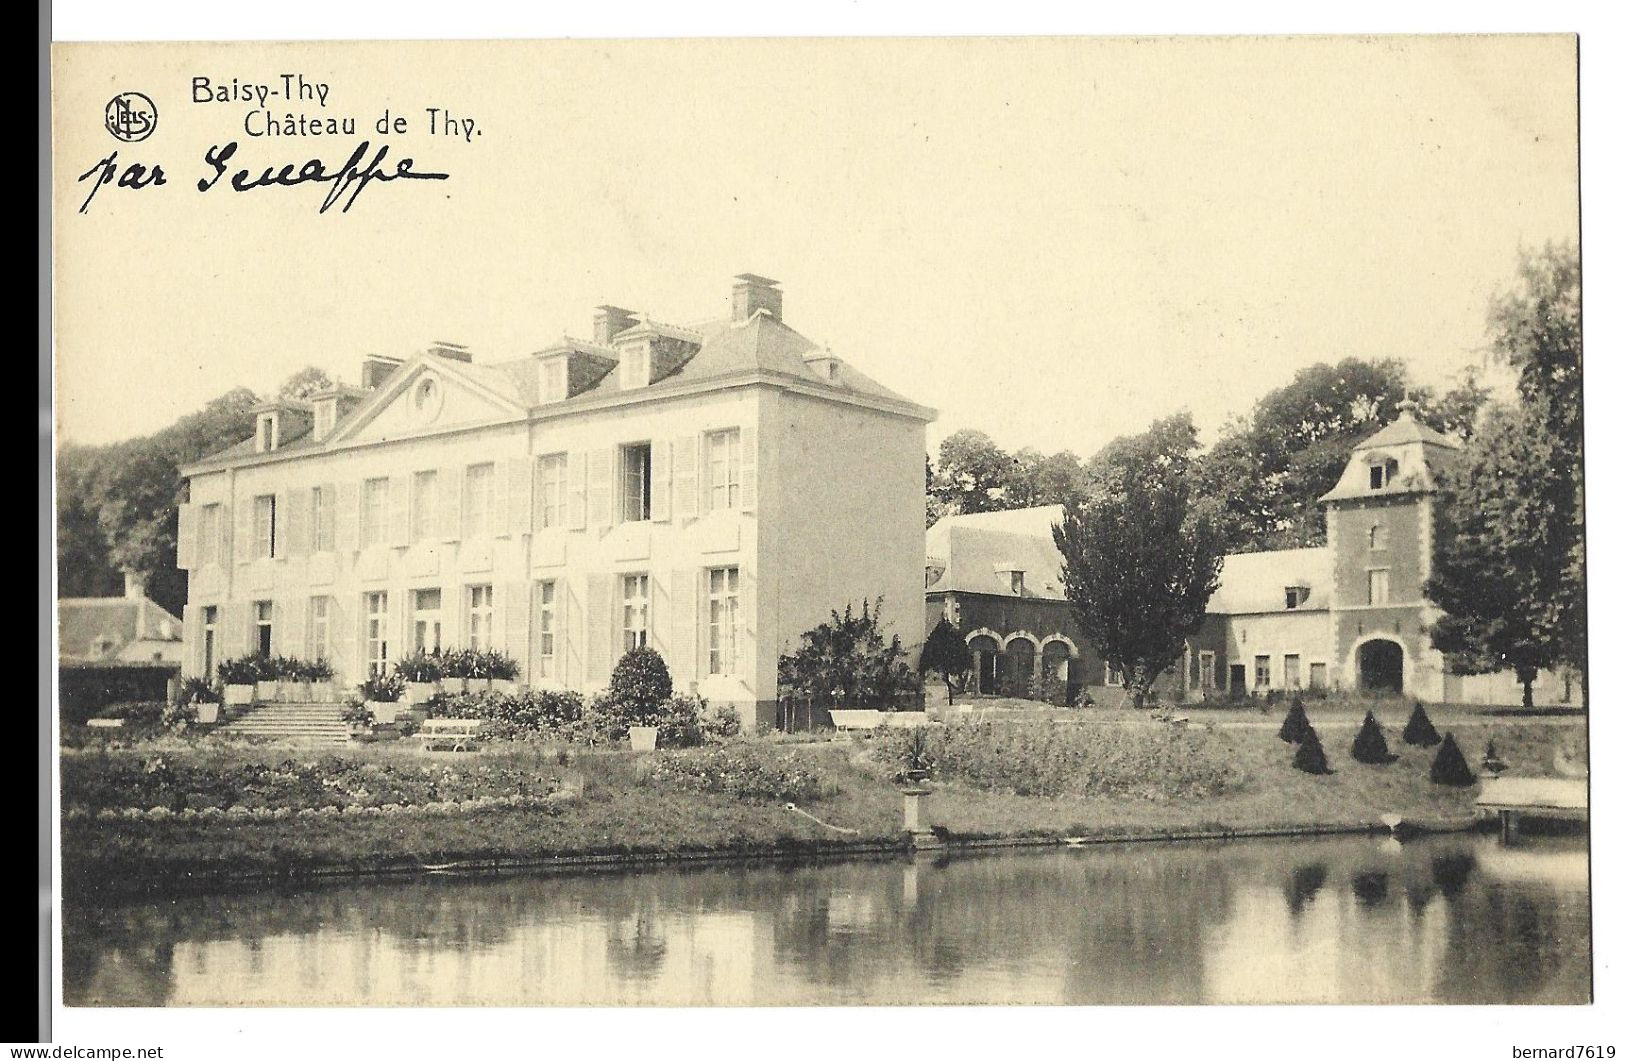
[53,36,1578,460]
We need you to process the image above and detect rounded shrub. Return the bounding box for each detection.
[1351,710,1393,764]
[1429,733,1477,786]
[1402,701,1442,747]
[1293,725,1331,775]
[1278,697,1312,744]
[608,647,674,721]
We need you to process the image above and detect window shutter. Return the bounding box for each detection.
[502,581,530,677]
[740,425,758,513]
[492,461,512,538]
[650,442,672,522]
[176,504,197,570]
[649,572,670,660]
[336,483,360,552]
[285,488,309,558]
[507,458,532,536]
[588,448,613,527]
[439,466,462,541]
[388,476,409,547]
[182,604,202,677]
[233,497,253,564]
[670,567,698,687]
[586,573,612,682]
[562,578,584,685]
[566,451,588,530]
[330,595,355,683]
[224,600,250,655]
[740,565,757,691]
[282,597,306,659]
[673,437,699,520]
[217,505,234,566]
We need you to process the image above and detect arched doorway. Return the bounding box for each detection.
[1357,639,1404,695]
[1041,641,1074,705]
[1005,638,1036,699]
[968,635,1000,695]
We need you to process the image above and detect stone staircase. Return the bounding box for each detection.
[220,701,351,745]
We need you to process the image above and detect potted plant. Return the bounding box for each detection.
[628,723,659,751]
[488,650,521,696]
[359,672,406,725]
[897,727,935,787]
[396,650,442,705]
[253,654,281,702]
[340,699,375,738]
[305,657,336,702]
[441,647,474,695]
[180,676,223,724]
[218,656,259,708]
[467,648,494,694]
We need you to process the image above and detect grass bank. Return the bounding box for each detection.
[60,714,1585,900]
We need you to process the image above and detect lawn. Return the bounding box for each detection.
[59,713,1586,900]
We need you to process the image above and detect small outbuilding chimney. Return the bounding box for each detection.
[122,569,146,601]
[427,340,472,363]
[731,274,783,323]
[361,355,404,389]
[594,306,638,346]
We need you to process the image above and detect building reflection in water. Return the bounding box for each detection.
[63,833,1589,1006]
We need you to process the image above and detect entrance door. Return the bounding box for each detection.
[968,635,1000,695]
[1357,639,1404,695]
[1228,663,1247,699]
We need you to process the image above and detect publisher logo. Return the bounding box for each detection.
[104,92,157,142]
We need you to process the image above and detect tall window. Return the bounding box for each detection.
[412,588,443,652]
[311,486,334,552]
[707,567,741,675]
[1105,663,1124,687]
[706,429,741,511]
[622,574,650,652]
[1283,654,1302,690]
[620,443,652,522]
[1254,654,1271,689]
[253,495,276,559]
[198,504,221,566]
[536,581,556,678]
[365,591,390,676]
[1368,568,1391,605]
[411,470,438,543]
[1369,523,1389,551]
[202,605,218,678]
[1198,651,1215,690]
[254,600,274,657]
[361,478,389,547]
[308,596,330,661]
[464,463,495,539]
[467,584,493,649]
[535,454,567,528]
[1369,457,1399,490]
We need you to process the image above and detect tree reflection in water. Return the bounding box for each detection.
[1285,864,1328,917]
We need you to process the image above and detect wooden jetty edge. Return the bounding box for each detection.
[1475,776,1588,840]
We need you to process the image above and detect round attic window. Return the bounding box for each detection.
[412,376,443,422]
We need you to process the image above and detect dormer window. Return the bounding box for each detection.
[1009,571,1025,595]
[1285,586,1309,609]
[1368,456,1399,489]
[619,343,650,389]
[255,413,278,453]
[541,357,568,403]
[313,399,337,440]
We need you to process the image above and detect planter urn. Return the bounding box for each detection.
[629,726,658,752]
[308,681,335,702]
[196,701,221,725]
[405,682,437,706]
[368,699,403,725]
[443,677,468,696]
[467,678,493,694]
[255,680,279,702]
[490,679,519,696]
[224,683,256,707]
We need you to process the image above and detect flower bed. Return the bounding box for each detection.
[645,745,839,803]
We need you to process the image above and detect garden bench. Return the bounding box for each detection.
[828,709,884,732]
[419,718,486,753]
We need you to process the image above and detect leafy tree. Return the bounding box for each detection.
[1429,733,1476,787]
[1278,697,1312,743]
[1350,710,1393,764]
[1426,403,1568,708]
[1402,701,1442,747]
[919,617,973,705]
[930,429,1015,516]
[607,646,674,720]
[777,599,920,709]
[1053,412,1223,709]
[1005,448,1089,510]
[277,365,335,400]
[1293,725,1331,775]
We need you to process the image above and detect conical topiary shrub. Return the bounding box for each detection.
[1430,733,1476,786]
[1402,701,1442,747]
[1351,710,1393,764]
[1293,724,1331,775]
[1278,697,1312,744]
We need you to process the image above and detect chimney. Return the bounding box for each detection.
[122,569,145,601]
[731,274,783,323]
[804,347,841,383]
[361,355,404,389]
[428,340,472,363]
[594,306,638,346]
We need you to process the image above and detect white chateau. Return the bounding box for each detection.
[176,275,935,726]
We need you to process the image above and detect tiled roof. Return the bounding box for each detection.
[1206,547,1332,614]
[1353,412,1459,451]
[925,507,1068,600]
[58,596,184,661]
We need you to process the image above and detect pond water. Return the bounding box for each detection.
[63,832,1589,1006]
